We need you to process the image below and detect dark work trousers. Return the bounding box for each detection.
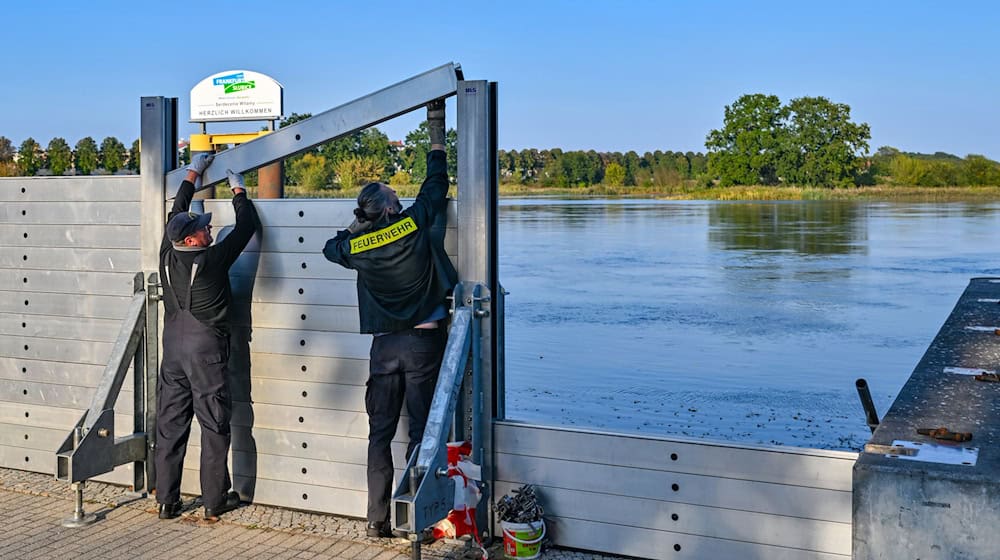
[366,328,445,524]
[155,265,233,510]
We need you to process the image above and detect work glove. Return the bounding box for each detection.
[226,169,246,194]
[187,153,214,176]
[427,99,446,147]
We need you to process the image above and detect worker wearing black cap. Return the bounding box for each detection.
[155,153,259,521]
[323,100,456,539]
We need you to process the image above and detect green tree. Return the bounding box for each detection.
[100,136,126,173]
[127,139,140,172]
[288,153,331,189]
[705,94,786,186]
[46,137,73,175]
[74,137,99,175]
[334,155,384,189]
[963,155,1000,186]
[401,123,457,183]
[779,96,870,187]
[604,162,626,186]
[0,136,14,163]
[17,138,42,175]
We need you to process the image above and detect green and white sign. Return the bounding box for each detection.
[190,69,283,122]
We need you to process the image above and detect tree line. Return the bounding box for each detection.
[0,135,138,177]
[3,95,999,188]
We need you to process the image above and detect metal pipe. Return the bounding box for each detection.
[856,378,880,433]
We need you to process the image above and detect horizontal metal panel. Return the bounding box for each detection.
[189,424,408,468]
[494,482,849,554]
[0,401,131,431]
[181,448,400,493]
[204,198,458,229]
[0,419,135,452]
[0,176,141,202]
[0,224,140,249]
[211,225,458,257]
[0,201,140,225]
[232,276,358,306]
[0,423,65,450]
[0,334,115,365]
[0,380,134,414]
[0,270,137,296]
[0,444,134,486]
[0,358,124,387]
[248,328,371,360]
[495,422,855,492]
[0,292,133,320]
[233,377,366,412]
[0,313,123,342]
[229,402,409,440]
[230,252,355,280]
[232,302,359,332]
[180,470,367,518]
[496,453,851,523]
[245,352,368,385]
[0,247,139,272]
[530,516,847,560]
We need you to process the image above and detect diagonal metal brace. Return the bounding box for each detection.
[166,62,462,197]
[392,305,473,535]
[56,276,149,483]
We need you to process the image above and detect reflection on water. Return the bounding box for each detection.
[499,199,1000,450]
[709,202,867,255]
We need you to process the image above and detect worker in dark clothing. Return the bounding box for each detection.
[323,100,456,538]
[156,153,259,521]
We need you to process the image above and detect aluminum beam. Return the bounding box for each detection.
[165,63,461,196]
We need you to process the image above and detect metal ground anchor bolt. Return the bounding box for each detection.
[62,481,98,527]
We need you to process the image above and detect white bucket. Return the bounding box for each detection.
[501,519,545,560]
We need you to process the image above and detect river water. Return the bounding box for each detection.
[498,199,1000,450]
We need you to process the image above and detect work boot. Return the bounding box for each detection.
[203,491,241,520]
[158,500,182,520]
[367,521,392,538]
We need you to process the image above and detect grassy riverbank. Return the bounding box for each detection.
[225,183,1000,201]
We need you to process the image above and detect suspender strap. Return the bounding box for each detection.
[163,251,206,311]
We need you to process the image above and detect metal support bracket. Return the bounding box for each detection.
[392,302,476,537]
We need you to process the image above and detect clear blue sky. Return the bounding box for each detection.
[2,1,998,159]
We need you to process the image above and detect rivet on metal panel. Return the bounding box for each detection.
[298,288,304,295]
[24,300,28,306]
[673,544,681,552]
[299,339,306,346]
[298,417,304,423]
[301,314,307,320]
[670,453,678,461]
[20,187,25,194]
[22,390,27,395]
[671,514,678,521]
[21,210,26,216]
[24,457,28,462]
[22,255,27,261]
[24,412,29,418]
[21,323,26,328]
[301,365,307,372]
[302,493,308,500]
[21,367,26,373]
[22,277,27,283]
[298,236,304,243]
[301,391,307,398]
[301,262,307,269]
[671,483,679,492]
[23,233,27,239]
[23,434,28,440]
[301,442,308,449]
[295,135,301,141]
[301,468,307,474]
[24,345,28,351]
[298,210,304,217]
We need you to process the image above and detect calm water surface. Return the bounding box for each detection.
[498,199,1000,450]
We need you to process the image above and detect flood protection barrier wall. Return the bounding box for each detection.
[0,174,457,519]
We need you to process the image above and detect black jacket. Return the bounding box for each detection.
[324,150,458,333]
[159,181,259,335]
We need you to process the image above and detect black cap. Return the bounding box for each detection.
[166,211,213,242]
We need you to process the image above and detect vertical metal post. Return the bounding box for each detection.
[131,273,146,494]
[456,80,499,540]
[140,97,176,493]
